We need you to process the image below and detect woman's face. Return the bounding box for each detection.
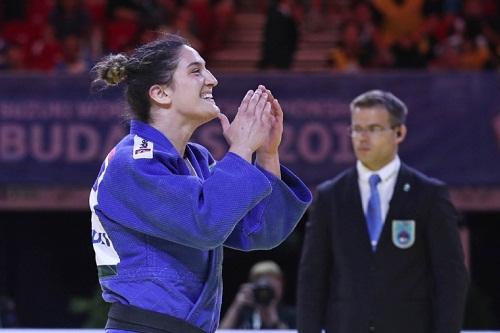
[167,45,219,124]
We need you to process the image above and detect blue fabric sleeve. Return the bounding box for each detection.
[223,164,312,251]
[96,152,272,250]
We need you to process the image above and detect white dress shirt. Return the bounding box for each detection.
[357,156,401,236]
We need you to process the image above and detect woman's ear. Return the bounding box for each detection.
[149,84,171,106]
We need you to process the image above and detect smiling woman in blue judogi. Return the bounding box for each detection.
[89,33,311,333]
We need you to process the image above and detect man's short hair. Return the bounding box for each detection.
[350,90,408,125]
[249,260,282,281]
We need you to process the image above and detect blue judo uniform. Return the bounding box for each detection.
[90,120,312,333]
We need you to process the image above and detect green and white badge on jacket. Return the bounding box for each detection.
[392,220,415,249]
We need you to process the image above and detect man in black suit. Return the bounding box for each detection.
[297,90,468,333]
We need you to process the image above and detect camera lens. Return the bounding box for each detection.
[252,280,275,306]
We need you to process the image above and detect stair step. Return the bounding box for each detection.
[226,30,263,43]
[294,49,329,61]
[234,13,266,27]
[211,49,261,61]
[209,5,334,72]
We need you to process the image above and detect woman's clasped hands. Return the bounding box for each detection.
[218,85,283,176]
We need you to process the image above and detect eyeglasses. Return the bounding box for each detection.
[348,124,399,137]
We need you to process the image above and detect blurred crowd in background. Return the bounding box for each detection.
[0,0,236,73]
[308,0,500,70]
[0,0,499,72]
[0,1,500,330]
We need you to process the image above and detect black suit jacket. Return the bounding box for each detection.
[297,163,468,333]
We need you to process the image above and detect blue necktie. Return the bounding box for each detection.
[366,174,382,251]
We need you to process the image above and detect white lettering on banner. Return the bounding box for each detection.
[31,125,63,161]
[280,125,297,162]
[0,101,123,120]
[76,101,124,120]
[281,100,349,118]
[0,124,26,161]
[67,125,100,162]
[0,123,126,162]
[0,119,354,164]
[493,114,500,148]
[0,102,73,120]
[297,123,332,162]
[216,100,349,119]
[194,121,355,164]
[280,122,355,164]
[332,123,353,163]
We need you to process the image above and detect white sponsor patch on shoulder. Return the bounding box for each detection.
[133,135,153,159]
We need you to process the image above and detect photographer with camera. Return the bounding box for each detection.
[220,261,295,329]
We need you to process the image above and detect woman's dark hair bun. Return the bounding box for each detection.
[93,54,129,86]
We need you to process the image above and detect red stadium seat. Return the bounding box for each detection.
[104,20,139,53]
[1,20,41,46]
